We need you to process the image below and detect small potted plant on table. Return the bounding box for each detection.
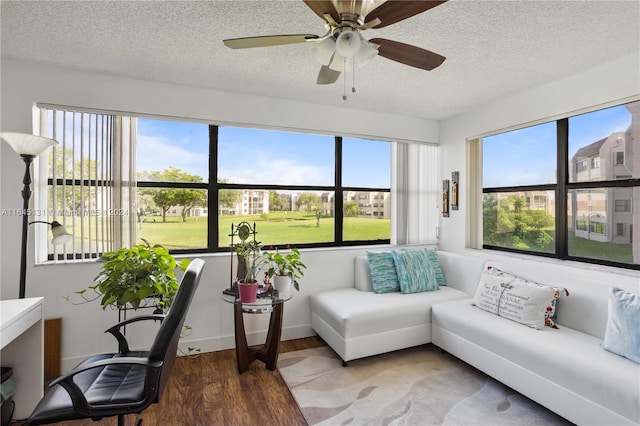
[267,247,306,294]
[235,239,268,303]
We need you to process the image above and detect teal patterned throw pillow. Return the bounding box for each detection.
[366,251,400,293]
[425,248,446,286]
[391,249,439,294]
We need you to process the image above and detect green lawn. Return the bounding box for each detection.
[136,212,390,249]
[567,232,633,263]
[488,228,633,264]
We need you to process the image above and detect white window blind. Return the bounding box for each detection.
[37,106,137,262]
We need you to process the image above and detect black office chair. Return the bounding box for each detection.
[28,258,205,426]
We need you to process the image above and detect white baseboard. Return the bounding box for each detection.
[61,323,315,373]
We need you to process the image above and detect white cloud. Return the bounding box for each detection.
[136,135,208,179]
[220,156,331,185]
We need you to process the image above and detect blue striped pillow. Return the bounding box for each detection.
[366,251,399,293]
[391,249,439,294]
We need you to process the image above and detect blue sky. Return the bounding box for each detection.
[136,120,391,188]
[483,102,634,187]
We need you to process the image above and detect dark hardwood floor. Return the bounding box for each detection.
[14,337,328,426]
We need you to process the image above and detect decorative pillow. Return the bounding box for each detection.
[366,251,400,294]
[602,287,640,364]
[425,248,446,286]
[391,249,439,294]
[472,265,565,329]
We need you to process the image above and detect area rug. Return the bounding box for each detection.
[278,345,573,426]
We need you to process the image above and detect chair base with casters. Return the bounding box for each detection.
[27,258,205,425]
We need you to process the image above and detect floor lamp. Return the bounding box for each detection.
[1,132,72,299]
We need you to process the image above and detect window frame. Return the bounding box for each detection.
[482,110,640,271]
[45,116,392,259]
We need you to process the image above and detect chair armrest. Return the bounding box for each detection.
[105,314,166,353]
[50,356,163,415]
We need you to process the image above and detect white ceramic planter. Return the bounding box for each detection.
[273,275,292,294]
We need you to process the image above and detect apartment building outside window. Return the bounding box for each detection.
[37,107,392,260]
[482,100,639,269]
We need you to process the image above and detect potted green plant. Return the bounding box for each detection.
[72,239,190,311]
[235,239,268,302]
[267,247,306,293]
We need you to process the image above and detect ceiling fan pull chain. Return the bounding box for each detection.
[342,57,347,101]
[352,58,356,94]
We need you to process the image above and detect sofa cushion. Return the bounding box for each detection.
[310,286,468,339]
[392,249,438,294]
[472,265,564,329]
[366,251,400,294]
[602,287,640,364]
[432,299,640,423]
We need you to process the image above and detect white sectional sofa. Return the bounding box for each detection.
[309,250,640,426]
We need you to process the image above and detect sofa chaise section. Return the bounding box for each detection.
[310,251,479,364]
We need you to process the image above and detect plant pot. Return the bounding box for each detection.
[238,281,258,303]
[273,275,292,294]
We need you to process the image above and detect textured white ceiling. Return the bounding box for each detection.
[1,0,639,120]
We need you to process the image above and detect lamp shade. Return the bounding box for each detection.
[356,38,379,67]
[335,29,361,58]
[1,132,58,156]
[329,52,353,72]
[312,37,336,66]
[50,221,73,245]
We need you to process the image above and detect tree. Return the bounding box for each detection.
[296,192,321,212]
[152,189,177,223]
[137,167,205,222]
[173,189,206,222]
[269,191,289,211]
[483,195,554,250]
[344,201,359,217]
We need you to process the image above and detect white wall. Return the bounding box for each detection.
[438,52,640,254]
[0,58,438,370]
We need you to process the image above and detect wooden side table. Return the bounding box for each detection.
[222,292,292,373]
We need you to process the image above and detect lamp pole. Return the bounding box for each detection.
[2,132,60,299]
[18,154,35,299]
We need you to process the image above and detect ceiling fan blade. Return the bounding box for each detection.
[365,1,447,28]
[316,65,341,85]
[223,34,319,49]
[369,38,445,71]
[303,0,340,24]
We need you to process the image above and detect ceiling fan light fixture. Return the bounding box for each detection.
[312,37,336,66]
[335,29,361,58]
[328,52,351,72]
[356,38,379,67]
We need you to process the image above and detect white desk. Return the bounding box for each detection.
[1,297,44,420]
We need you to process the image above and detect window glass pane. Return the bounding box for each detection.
[137,118,209,183]
[569,100,639,182]
[137,187,208,250]
[342,137,390,188]
[217,127,334,186]
[218,190,334,247]
[47,187,113,257]
[568,188,637,264]
[343,191,391,241]
[483,191,555,253]
[483,122,557,187]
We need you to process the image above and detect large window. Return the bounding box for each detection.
[39,107,391,259]
[482,100,639,269]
